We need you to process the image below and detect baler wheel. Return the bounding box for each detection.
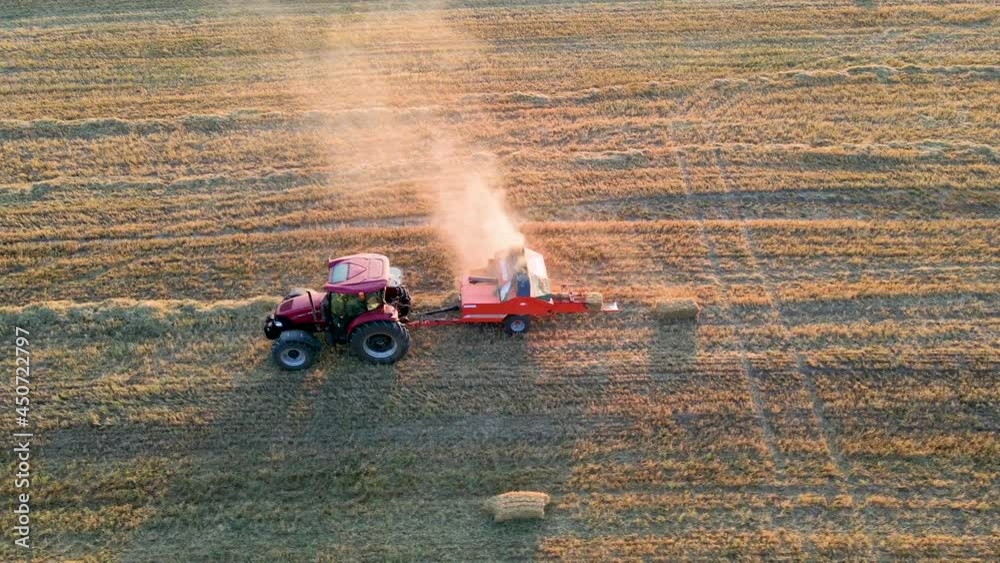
[271,330,321,370]
[503,315,531,335]
[350,321,410,364]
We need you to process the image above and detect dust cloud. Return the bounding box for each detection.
[273,4,525,272]
[429,141,524,271]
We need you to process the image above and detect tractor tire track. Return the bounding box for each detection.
[687,76,882,556]
[712,144,881,560]
[712,148,850,483]
[672,139,784,481]
[700,80,852,483]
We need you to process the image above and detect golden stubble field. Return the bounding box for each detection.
[1,0,998,560]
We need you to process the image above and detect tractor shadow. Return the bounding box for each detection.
[539,309,702,556]
[119,335,358,559]
[124,319,532,560]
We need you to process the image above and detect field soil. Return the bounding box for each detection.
[1,0,998,560]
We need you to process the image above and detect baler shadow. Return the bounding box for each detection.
[527,308,699,559]
[643,312,700,457]
[319,320,562,560]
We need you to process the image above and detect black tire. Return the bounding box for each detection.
[349,321,410,365]
[284,287,313,300]
[503,315,531,335]
[271,330,321,370]
[263,315,281,340]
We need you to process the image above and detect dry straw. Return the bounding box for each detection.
[653,297,701,320]
[483,491,551,522]
[583,292,604,312]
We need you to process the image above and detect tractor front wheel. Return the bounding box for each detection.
[503,315,531,335]
[271,330,321,370]
[350,321,410,365]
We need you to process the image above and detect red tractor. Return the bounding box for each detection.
[264,248,616,370]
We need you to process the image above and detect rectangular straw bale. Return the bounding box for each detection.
[483,491,551,522]
[583,291,604,311]
[653,297,700,320]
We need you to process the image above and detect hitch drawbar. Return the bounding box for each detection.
[404,304,462,328]
[414,304,461,317]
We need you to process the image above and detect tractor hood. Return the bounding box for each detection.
[275,291,324,324]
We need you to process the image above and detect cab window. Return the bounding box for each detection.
[329,262,350,283]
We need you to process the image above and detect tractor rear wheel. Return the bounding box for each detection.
[271,330,321,370]
[503,315,531,335]
[350,321,410,364]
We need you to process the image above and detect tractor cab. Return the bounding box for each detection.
[324,253,411,328]
[325,253,391,294]
[325,253,408,310]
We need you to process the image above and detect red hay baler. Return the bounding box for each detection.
[263,248,618,370]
